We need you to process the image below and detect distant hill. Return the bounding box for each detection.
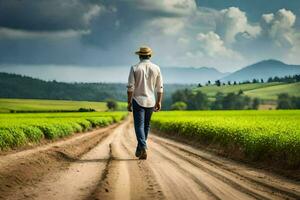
[161,67,228,84]
[0,72,190,109]
[195,82,300,101]
[0,72,127,101]
[222,60,300,82]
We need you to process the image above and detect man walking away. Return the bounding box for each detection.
[127,46,163,160]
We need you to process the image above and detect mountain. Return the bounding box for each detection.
[161,67,228,84]
[222,59,300,82]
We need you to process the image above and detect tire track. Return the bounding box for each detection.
[150,135,300,200]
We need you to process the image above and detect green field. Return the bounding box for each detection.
[196,82,299,101]
[0,98,127,113]
[0,111,127,150]
[151,110,300,168]
[245,82,300,100]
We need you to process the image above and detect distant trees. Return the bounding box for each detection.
[252,98,260,110]
[171,101,187,110]
[215,80,221,86]
[268,74,300,83]
[0,72,127,102]
[277,93,300,109]
[171,89,209,110]
[106,99,118,111]
[211,92,224,110]
[211,92,258,110]
[172,89,260,110]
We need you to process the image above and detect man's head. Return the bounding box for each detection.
[135,46,152,60]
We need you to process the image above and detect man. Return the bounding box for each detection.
[127,46,163,160]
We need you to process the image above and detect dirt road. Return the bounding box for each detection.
[0,117,299,200]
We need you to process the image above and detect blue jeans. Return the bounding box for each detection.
[132,99,154,150]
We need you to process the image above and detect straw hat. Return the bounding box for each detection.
[135,46,152,56]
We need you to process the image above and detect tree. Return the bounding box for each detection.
[187,91,209,110]
[215,80,221,86]
[171,101,187,110]
[106,99,118,111]
[211,92,224,110]
[267,77,273,82]
[260,78,264,83]
[233,81,237,85]
[198,83,203,87]
[221,92,251,110]
[291,96,300,109]
[172,89,191,103]
[227,81,231,85]
[277,93,292,109]
[252,98,260,110]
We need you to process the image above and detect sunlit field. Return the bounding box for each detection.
[152,110,300,168]
[0,111,127,150]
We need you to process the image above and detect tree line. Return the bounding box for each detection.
[171,89,260,110]
[199,74,300,87]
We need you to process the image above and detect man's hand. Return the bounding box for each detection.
[127,102,132,112]
[154,102,161,112]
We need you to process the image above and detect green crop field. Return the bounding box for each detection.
[195,82,299,101]
[0,98,127,113]
[151,110,300,168]
[0,111,127,150]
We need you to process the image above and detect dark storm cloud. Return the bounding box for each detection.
[0,0,102,31]
[81,0,196,48]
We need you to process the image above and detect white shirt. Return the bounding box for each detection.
[127,59,163,108]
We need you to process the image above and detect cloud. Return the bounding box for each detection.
[261,9,296,48]
[0,0,299,71]
[128,0,197,17]
[0,0,104,31]
[0,27,90,40]
[196,31,242,58]
[215,7,261,44]
[145,17,186,35]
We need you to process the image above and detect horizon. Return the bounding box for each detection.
[0,58,298,84]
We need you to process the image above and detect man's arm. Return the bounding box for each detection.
[127,67,135,112]
[154,92,163,111]
[154,69,163,112]
[127,91,133,112]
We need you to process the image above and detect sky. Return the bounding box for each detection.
[0,0,300,82]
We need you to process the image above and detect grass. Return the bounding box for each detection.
[0,111,127,150]
[195,82,299,101]
[0,98,127,113]
[151,110,300,169]
[245,82,300,100]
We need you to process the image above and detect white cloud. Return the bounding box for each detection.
[83,4,103,25]
[261,9,296,48]
[215,7,261,44]
[146,17,185,35]
[196,31,242,58]
[0,27,90,40]
[132,0,197,16]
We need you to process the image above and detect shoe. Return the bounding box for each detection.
[135,148,142,157]
[139,148,147,160]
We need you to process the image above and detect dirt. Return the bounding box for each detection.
[0,117,299,200]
